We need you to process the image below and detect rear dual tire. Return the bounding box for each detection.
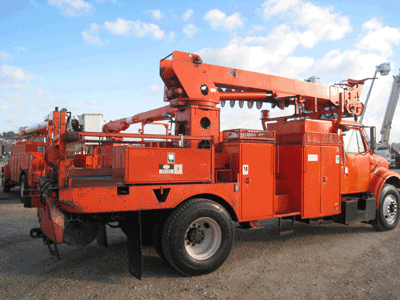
[2,175,11,193]
[161,199,234,276]
[20,174,29,199]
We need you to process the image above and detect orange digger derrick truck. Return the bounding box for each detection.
[1,121,48,204]
[24,51,400,280]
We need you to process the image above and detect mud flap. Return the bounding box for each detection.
[96,223,108,247]
[120,211,143,280]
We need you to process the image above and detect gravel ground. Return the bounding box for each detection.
[1,165,400,299]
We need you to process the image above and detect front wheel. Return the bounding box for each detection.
[161,198,234,276]
[371,184,400,231]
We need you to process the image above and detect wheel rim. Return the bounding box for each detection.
[184,217,222,260]
[20,179,25,198]
[383,194,398,225]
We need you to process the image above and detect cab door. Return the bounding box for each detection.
[341,128,371,193]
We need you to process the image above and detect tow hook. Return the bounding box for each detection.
[30,228,43,239]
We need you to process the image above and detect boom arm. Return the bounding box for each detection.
[103,105,176,133]
[18,121,48,136]
[380,72,400,145]
[160,51,365,119]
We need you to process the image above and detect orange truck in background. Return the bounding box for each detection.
[1,124,47,204]
[17,51,400,280]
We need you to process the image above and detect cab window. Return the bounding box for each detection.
[343,128,366,153]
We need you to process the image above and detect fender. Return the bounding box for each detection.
[184,193,239,222]
[368,167,400,208]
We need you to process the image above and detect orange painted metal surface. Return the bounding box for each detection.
[320,146,341,216]
[113,146,213,184]
[58,182,241,216]
[21,51,400,255]
[160,51,365,118]
[103,105,176,133]
[7,142,46,188]
[302,145,322,218]
[271,120,342,219]
[368,167,400,209]
[275,145,302,215]
[240,143,275,220]
[341,152,371,193]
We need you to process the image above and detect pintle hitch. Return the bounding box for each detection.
[30,227,43,239]
[120,211,143,280]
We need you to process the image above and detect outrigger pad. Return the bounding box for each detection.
[120,211,143,280]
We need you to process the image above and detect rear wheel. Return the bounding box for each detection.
[371,184,399,231]
[161,198,234,276]
[2,175,11,193]
[20,174,28,199]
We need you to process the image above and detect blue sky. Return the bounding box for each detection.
[1,0,400,142]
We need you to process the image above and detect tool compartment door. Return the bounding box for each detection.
[302,146,321,218]
[302,146,341,218]
[320,146,340,216]
[240,143,274,220]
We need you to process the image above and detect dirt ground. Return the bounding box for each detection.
[1,164,400,299]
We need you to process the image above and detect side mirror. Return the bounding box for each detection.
[370,126,376,152]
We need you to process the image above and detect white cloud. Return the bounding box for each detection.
[34,88,44,95]
[33,87,51,96]
[16,46,27,52]
[104,18,166,40]
[278,56,315,77]
[0,65,37,91]
[1,65,35,81]
[48,0,94,17]
[204,9,244,31]
[198,1,353,76]
[0,102,9,110]
[260,0,351,48]
[318,49,389,79]
[356,18,400,56]
[82,23,102,46]
[84,100,99,105]
[183,24,198,38]
[198,25,301,72]
[141,84,163,97]
[168,31,176,41]
[0,51,13,62]
[248,25,266,35]
[149,9,163,20]
[183,9,193,21]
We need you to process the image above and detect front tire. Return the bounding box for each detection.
[371,184,400,231]
[161,198,234,276]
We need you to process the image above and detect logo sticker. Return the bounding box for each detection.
[243,165,249,175]
[174,164,183,174]
[308,154,318,162]
[159,164,174,174]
